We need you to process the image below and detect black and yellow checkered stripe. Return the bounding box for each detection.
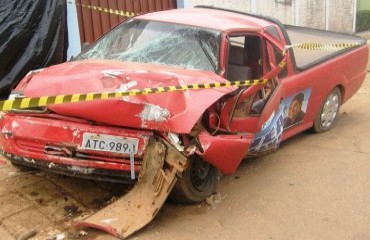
[288,42,362,51]
[0,79,268,111]
[68,1,137,18]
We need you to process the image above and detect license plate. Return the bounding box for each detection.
[80,133,139,154]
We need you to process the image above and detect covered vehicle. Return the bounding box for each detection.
[0,6,368,239]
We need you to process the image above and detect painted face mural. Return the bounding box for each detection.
[284,92,306,130]
[249,89,311,155]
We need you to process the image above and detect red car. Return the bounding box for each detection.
[0,6,368,206]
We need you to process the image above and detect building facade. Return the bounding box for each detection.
[67,0,368,59]
[187,0,357,33]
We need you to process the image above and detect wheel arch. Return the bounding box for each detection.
[336,84,345,105]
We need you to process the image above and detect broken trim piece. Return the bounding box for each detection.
[77,138,187,239]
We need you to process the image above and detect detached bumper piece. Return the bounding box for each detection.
[77,138,187,239]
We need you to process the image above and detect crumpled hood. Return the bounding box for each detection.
[22,59,235,133]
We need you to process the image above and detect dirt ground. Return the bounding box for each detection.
[0,50,369,240]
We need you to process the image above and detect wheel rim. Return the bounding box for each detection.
[189,158,213,192]
[320,93,339,128]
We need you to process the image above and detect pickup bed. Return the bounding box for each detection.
[0,6,368,205]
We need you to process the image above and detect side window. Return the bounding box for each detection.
[226,35,263,81]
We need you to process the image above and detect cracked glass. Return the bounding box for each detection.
[77,19,221,72]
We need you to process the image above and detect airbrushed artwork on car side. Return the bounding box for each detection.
[249,88,312,155]
[283,89,311,130]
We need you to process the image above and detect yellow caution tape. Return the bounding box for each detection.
[0,79,269,111]
[286,42,362,51]
[67,1,137,18]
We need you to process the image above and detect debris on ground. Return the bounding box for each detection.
[79,230,88,236]
[55,233,65,240]
[17,229,37,240]
[46,233,65,240]
[105,196,117,205]
[63,204,79,217]
[205,193,224,207]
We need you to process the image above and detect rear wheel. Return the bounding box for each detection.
[170,155,219,204]
[313,87,341,133]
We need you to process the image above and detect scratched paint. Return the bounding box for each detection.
[68,165,95,174]
[138,104,170,127]
[48,162,57,168]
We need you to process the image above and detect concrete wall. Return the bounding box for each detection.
[255,0,294,25]
[328,0,354,32]
[187,0,357,33]
[188,0,251,12]
[299,0,325,29]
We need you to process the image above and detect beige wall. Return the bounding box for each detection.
[299,0,325,29]
[328,0,354,32]
[187,0,356,33]
[255,0,295,25]
[188,0,251,12]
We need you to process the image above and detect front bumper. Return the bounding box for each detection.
[2,151,135,183]
[0,114,152,182]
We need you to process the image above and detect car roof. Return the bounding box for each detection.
[136,7,274,32]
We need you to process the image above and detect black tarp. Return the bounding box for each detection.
[0,0,67,98]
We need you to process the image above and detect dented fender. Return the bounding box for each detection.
[197,130,253,174]
[21,60,235,133]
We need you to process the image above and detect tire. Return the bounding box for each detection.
[313,87,341,133]
[169,155,220,204]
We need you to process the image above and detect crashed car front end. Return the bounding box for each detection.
[0,113,152,182]
[0,18,238,181]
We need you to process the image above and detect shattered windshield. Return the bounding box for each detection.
[76,19,221,72]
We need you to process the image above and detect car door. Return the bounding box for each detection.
[221,33,288,134]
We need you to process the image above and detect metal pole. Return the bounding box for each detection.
[177,0,189,8]
[67,0,82,60]
[295,0,300,26]
[353,0,358,33]
[251,0,257,13]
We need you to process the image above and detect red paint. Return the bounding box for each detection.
[198,131,252,174]
[0,114,151,171]
[0,8,368,177]
[21,60,234,134]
